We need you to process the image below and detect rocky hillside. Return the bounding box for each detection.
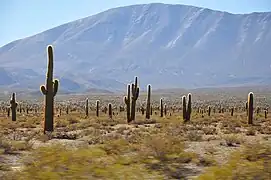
[0,3,270,92]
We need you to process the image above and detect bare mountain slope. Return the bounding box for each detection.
[0,3,271,91]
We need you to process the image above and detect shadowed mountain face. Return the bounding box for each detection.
[0,3,270,92]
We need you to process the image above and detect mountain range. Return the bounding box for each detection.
[0,3,271,93]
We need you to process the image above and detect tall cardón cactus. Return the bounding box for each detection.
[160,98,163,117]
[182,96,187,121]
[146,84,151,119]
[66,105,69,114]
[85,98,89,117]
[182,93,192,122]
[131,76,139,121]
[108,103,112,119]
[164,104,167,116]
[124,84,131,123]
[186,93,192,121]
[124,77,140,123]
[208,106,211,116]
[10,93,18,121]
[40,45,59,133]
[248,92,254,124]
[96,100,100,117]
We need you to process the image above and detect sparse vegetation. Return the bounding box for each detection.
[0,45,270,179]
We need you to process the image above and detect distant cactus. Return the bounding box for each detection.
[65,105,69,114]
[164,104,167,116]
[10,93,17,121]
[85,98,89,117]
[108,103,112,119]
[219,106,222,113]
[231,107,234,116]
[7,108,10,117]
[141,106,145,115]
[104,106,108,114]
[96,100,100,117]
[264,110,267,119]
[146,84,151,119]
[40,45,59,133]
[160,98,163,117]
[186,93,192,121]
[131,77,139,121]
[182,96,186,121]
[124,84,131,123]
[248,92,254,124]
[208,106,211,116]
[123,77,139,123]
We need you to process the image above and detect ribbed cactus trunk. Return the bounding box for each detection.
[146,84,151,119]
[10,93,18,121]
[182,96,186,121]
[85,98,89,117]
[164,104,167,116]
[248,92,254,124]
[108,103,112,119]
[124,84,131,123]
[186,93,192,121]
[96,100,100,117]
[131,77,139,121]
[160,98,163,117]
[40,45,59,134]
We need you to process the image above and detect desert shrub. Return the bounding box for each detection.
[202,127,217,135]
[54,119,69,128]
[246,127,256,136]
[198,143,271,180]
[67,117,80,124]
[4,143,164,179]
[99,139,131,155]
[138,133,195,162]
[185,130,203,141]
[0,138,32,154]
[196,156,217,167]
[221,134,244,147]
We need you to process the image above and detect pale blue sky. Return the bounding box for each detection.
[1,0,271,47]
